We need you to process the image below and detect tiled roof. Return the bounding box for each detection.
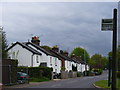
[26,42,53,56]
[7,41,86,65]
[7,42,42,55]
[50,50,72,61]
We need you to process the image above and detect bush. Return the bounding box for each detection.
[83,71,91,76]
[77,72,82,77]
[61,67,65,71]
[92,69,103,75]
[117,71,120,78]
[17,66,53,80]
[30,77,50,82]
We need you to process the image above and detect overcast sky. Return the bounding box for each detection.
[1,2,118,56]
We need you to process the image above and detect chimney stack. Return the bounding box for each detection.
[71,54,76,59]
[31,36,40,46]
[63,51,69,56]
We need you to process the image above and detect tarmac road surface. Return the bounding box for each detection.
[28,70,108,89]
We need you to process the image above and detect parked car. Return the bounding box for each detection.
[17,72,29,84]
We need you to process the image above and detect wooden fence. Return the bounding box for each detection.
[2,59,18,85]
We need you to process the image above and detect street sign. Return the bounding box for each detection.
[101,19,113,31]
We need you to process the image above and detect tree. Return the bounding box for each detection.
[89,54,108,69]
[0,29,8,59]
[108,45,120,71]
[70,47,90,63]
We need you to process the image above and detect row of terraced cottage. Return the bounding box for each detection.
[7,36,89,78]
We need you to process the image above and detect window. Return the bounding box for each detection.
[12,52,15,59]
[40,63,47,67]
[36,56,39,63]
[55,58,57,66]
[55,69,57,73]
[67,61,69,68]
[69,62,71,66]
[50,57,52,66]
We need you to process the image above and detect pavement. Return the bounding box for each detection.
[2,79,61,89]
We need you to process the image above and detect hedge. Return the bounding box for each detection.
[117,71,120,78]
[18,66,53,80]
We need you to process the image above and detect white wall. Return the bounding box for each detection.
[8,44,33,67]
[27,44,61,74]
[77,63,82,72]
[81,64,85,72]
[8,43,86,74]
[32,54,41,67]
[65,60,72,72]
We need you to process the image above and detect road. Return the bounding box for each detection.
[28,70,108,88]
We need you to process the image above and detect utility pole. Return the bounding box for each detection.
[111,8,117,90]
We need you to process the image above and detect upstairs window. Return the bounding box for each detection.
[69,62,71,66]
[55,58,57,66]
[36,56,39,63]
[50,57,52,66]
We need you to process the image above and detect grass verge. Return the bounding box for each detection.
[94,80,110,89]
[95,79,120,89]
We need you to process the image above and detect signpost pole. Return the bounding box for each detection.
[108,56,112,87]
[111,8,117,90]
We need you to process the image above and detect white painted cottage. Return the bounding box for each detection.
[7,36,89,74]
[7,42,42,67]
[7,36,62,74]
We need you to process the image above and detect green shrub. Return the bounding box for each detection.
[61,67,65,71]
[92,68,103,75]
[117,71,120,78]
[30,77,50,82]
[17,66,53,80]
[77,72,82,77]
[83,71,91,76]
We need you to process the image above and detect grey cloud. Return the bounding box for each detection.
[2,2,118,56]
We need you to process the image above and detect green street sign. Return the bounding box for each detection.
[101,19,113,31]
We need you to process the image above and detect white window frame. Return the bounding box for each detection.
[36,55,39,63]
[50,57,52,66]
[55,58,57,66]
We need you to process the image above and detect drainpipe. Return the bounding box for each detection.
[31,54,34,67]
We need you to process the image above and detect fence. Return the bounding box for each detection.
[2,65,17,85]
[2,59,18,85]
[60,71,77,79]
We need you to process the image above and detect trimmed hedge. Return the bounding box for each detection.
[117,71,120,78]
[83,71,91,76]
[77,72,82,77]
[18,66,53,80]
